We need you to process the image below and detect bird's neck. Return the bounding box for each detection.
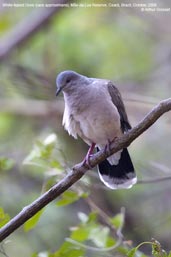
[63,87,92,113]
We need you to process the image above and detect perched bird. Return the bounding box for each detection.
[56,70,137,189]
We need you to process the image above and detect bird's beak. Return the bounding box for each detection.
[56,87,62,96]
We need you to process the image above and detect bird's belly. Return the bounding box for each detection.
[77,107,122,145]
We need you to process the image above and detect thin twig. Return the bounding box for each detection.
[0,242,9,257]
[0,99,64,117]
[65,237,122,252]
[0,98,171,242]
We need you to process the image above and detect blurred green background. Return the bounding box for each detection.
[0,0,171,256]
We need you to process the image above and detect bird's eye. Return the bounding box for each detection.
[66,78,71,84]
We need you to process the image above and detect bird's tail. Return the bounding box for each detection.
[97,148,137,189]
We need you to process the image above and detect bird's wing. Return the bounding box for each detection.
[107,81,131,132]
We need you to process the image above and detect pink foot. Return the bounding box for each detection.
[82,143,96,168]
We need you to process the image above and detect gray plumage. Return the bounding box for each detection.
[56,70,137,189]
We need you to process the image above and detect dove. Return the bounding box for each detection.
[56,70,137,189]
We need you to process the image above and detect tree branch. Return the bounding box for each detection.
[0,98,171,242]
[0,99,64,117]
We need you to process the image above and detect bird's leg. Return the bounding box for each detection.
[82,143,96,168]
[105,137,118,156]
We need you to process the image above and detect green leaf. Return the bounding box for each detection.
[87,212,97,223]
[70,212,98,242]
[56,190,88,207]
[72,211,113,248]
[49,160,63,169]
[127,248,137,257]
[110,213,124,230]
[71,226,90,242]
[24,209,44,232]
[89,226,110,248]
[0,207,10,228]
[23,133,58,166]
[56,190,80,207]
[106,236,116,248]
[54,241,85,257]
[0,157,14,171]
[127,242,156,257]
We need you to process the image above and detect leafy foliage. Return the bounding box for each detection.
[24,209,44,232]
[1,135,171,257]
[110,211,125,230]
[56,190,88,207]
[127,239,169,257]
[23,134,61,169]
[0,207,10,228]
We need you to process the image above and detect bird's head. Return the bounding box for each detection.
[56,70,87,96]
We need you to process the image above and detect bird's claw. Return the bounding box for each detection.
[81,143,96,170]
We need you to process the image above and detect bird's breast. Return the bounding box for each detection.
[63,88,122,145]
